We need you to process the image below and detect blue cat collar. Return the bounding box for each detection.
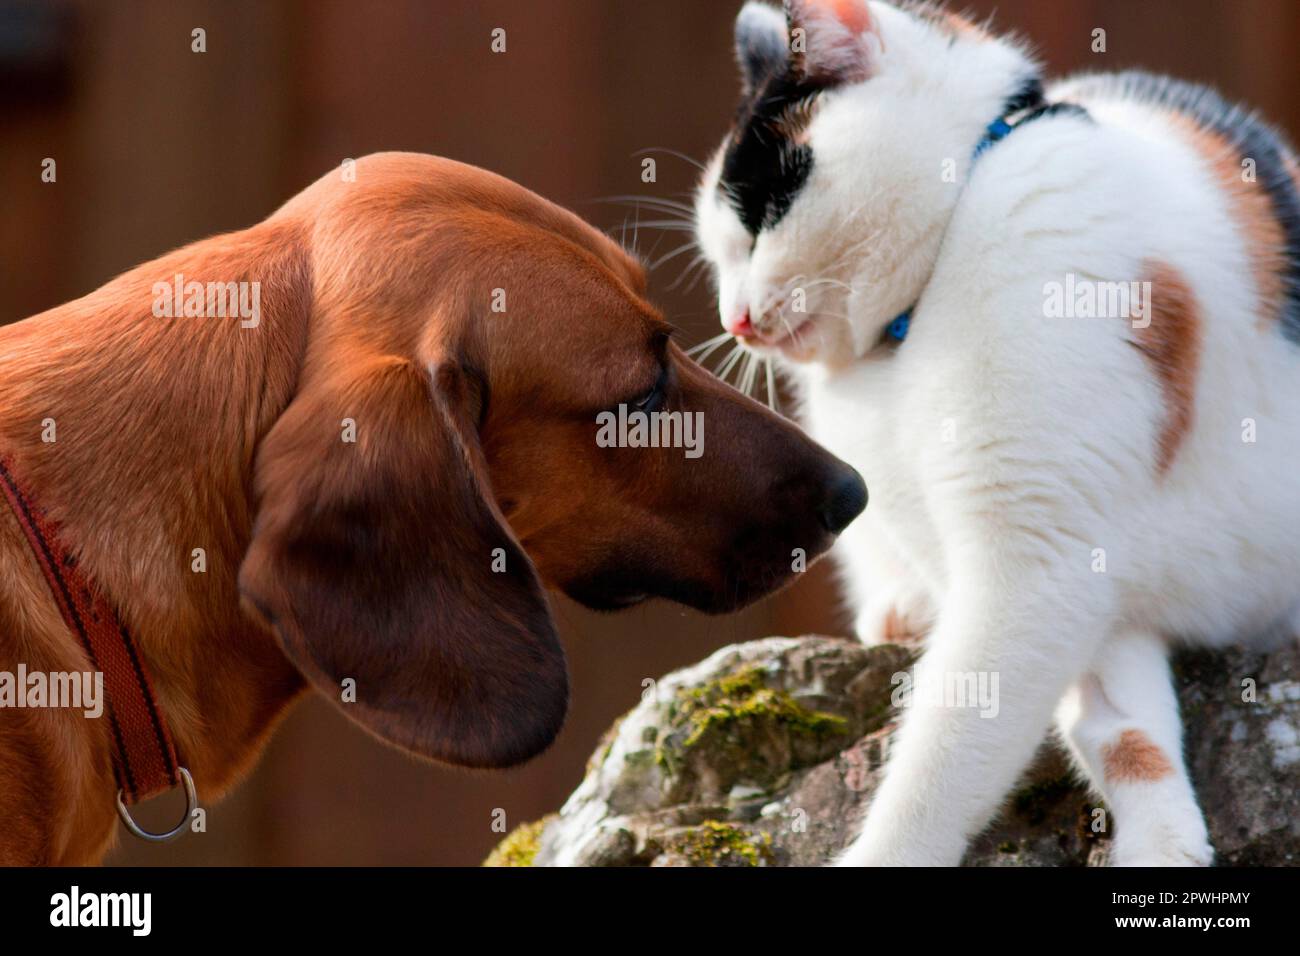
[973,116,1015,159]
[886,310,911,342]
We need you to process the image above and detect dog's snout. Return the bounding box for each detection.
[817,468,868,535]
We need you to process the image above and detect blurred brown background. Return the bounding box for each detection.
[1,0,1296,865]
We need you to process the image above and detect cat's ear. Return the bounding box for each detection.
[735,2,789,94]
[784,0,879,85]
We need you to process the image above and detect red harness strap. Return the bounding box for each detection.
[0,456,180,805]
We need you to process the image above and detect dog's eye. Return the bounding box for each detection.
[632,365,669,413]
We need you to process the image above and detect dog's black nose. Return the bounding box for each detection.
[818,468,867,535]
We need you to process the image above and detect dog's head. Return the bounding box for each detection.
[238,153,865,770]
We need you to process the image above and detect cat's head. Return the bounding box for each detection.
[695,0,1037,364]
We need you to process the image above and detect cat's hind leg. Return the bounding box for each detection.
[1055,632,1213,866]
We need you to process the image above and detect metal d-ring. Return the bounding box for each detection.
[116,766,198,842]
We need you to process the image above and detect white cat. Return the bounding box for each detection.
[693,0,1300,866]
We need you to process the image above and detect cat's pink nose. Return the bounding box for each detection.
[724,307,755,338]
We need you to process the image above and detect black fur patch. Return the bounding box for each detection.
[1003,75,1045,116]
[1062,70,1300,345]
[998,76,1095,136]
[720,61,827,237]
[1014,100,1092,128]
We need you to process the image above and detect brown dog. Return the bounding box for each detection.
[0,153,865,865]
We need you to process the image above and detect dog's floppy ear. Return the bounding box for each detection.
[238,352,568,768]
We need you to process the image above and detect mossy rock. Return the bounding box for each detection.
[664,820,774,867]
[654,663,854,806]
[527,636,1300,867]
[482,815,554,867]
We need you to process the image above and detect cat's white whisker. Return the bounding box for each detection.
[686,332,732,360]
[715,343,747,383]
[732,351,749,393]
[740,351,759,397]
[592,196,697,222]
[800,277,854,292]
[631,147,707,175]
[667,253,710,292]
[681,265,713,295]
[632,220,698,231]
[708,341,740,378]
[773,309,807,351]
[648,241,700,272]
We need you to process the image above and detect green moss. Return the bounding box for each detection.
[673,665,849,750]
[623,749,655,769]
[482,815,554,867]
[670,820,774,867]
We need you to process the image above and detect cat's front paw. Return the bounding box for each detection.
[830,822,895,866]
[831,840,889,867]
[831,820,960,867]
[832,842,948,867]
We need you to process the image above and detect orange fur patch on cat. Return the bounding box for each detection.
[1168,113,1288,331]
[1133,260,1202,475]
[1103,729,1175,783]
[942,11,989,40]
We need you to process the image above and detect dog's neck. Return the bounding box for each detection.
[0,218,313,804]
